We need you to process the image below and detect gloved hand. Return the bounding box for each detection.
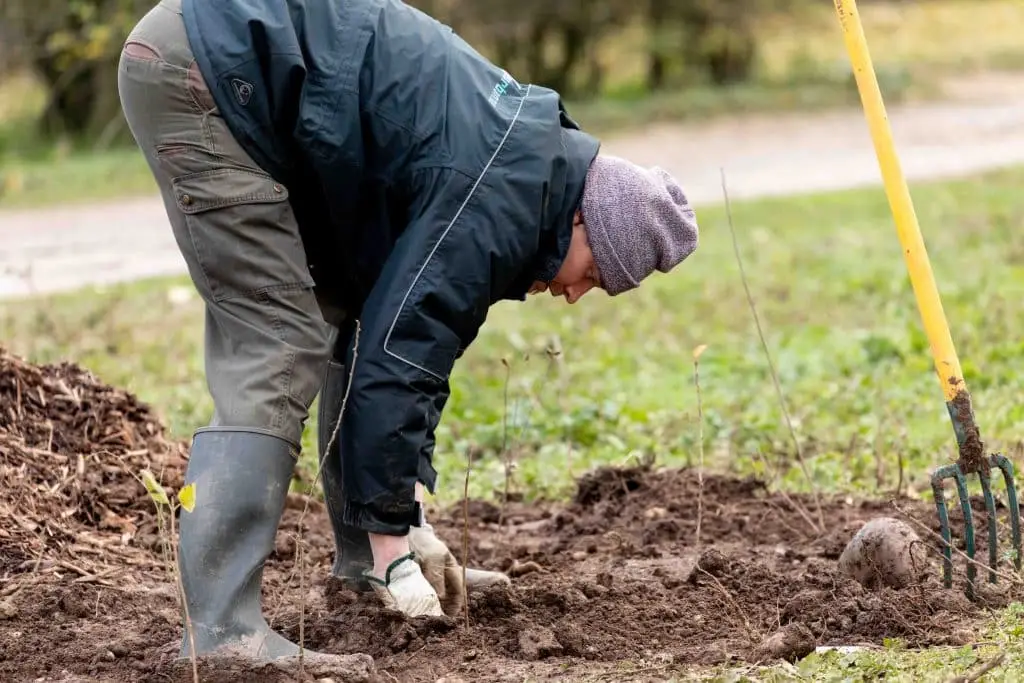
[408,523,467,617]
[365,552,444,617]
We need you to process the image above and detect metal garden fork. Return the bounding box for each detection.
[833,0,1022,599]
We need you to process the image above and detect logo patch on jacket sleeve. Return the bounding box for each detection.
[231,78,255,106]
[488,70,522,108]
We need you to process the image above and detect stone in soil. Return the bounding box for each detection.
[839,516,930,589]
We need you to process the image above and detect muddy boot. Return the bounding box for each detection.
[176,427,374,677]
[318,361,511,593]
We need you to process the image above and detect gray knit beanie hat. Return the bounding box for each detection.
[580,155,699,296]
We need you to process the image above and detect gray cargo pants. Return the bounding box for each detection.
[117,0,336,448]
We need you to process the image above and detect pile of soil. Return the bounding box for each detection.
[0,347,1018,682]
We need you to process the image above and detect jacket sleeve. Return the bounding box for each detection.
[337,167,540,534]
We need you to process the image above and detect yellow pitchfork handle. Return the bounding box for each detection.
[832,0,965,404]
[834,0,989,472]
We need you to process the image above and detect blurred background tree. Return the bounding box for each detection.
[0,0,812,145]
[3,0,155,143]
[4,0,1020,205]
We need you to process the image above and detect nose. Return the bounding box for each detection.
[564,280,595,304]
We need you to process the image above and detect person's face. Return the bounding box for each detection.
[529,212,601,304]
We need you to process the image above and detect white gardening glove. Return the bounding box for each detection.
[408,523,467,617]
[365,553,443,617]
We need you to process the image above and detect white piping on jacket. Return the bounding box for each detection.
[382,84,533,381]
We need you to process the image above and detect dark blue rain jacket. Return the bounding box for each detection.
[182,0,600,531]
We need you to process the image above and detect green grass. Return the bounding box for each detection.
[701,603,1024,680]
[0,72,157,208]
[5,164,1024,679]
[5,165,1024,503]
[0,147,156,208]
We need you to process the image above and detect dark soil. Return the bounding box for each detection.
[950,388,988,476]
[1,348,1020,682]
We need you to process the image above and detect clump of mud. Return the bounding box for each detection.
[0,347,1016,682]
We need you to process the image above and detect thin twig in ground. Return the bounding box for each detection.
[498,357,513,529]
[751,449,822,536]
[895,425,908,498]
[497,348,551,529]
[906,536,934,609]
[873,375,890,491]
[696,567,759,642]
[762,500,815,541]
[296,535,305,674]
[461,445,472,628]
[891,501,1024,587]
[946,651,1006,683]
[56,561,123,586]
[720,167,825,531]
[693,344,708,548]
[169,502,199,683]
[140,470,199,683]
[270,321,362,659]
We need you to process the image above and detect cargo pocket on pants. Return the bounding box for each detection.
[171,167,314,303]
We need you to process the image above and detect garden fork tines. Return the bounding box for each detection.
[833,0,1022,599]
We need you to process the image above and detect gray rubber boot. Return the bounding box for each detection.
[317,362,511,593]
[177,428,333,660]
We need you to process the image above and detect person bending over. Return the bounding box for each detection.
[117,0,699,666]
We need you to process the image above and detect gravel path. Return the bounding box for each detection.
[3,73,1024,300]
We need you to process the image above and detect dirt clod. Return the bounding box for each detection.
[0,600,17,620]
[1,346,1018,681]
[519,626,563,660]
[974,582,1012,609]
[754,623,816,663]
[839,517,930,589]
[951,388,988,476]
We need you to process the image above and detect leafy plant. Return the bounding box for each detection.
[140,469,198,683]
